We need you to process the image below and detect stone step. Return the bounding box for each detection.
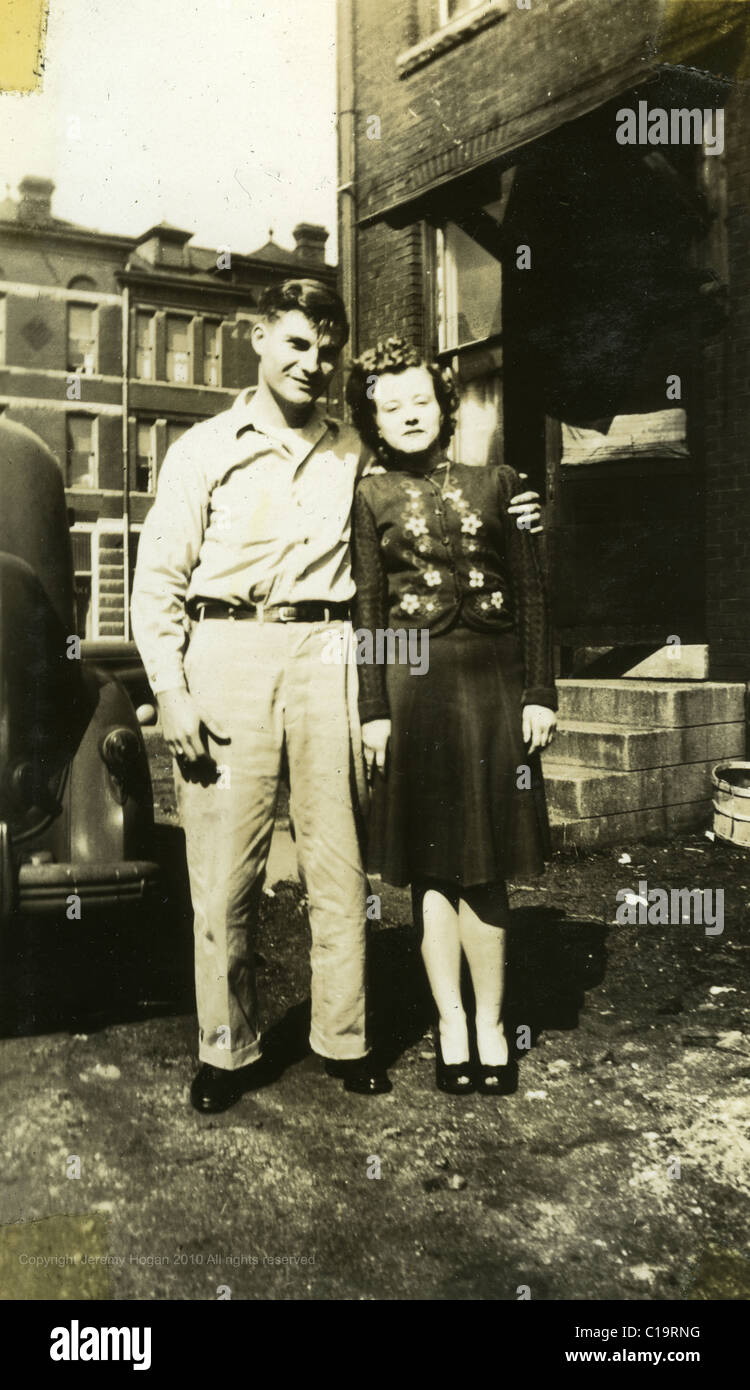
[542,757,719,819]
[550,719,745,771]
[549,798,712,849]
[557,679,745,728]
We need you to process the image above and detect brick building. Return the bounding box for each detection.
[0,176,336,638]
[338,0,750,844]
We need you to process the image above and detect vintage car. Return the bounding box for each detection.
[0,417,159,945]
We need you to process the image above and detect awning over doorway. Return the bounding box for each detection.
[365,0,749,228]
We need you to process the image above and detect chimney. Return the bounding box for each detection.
[292,222,329,266]
[17,176,55,226]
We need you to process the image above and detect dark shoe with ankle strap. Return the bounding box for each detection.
[477,1056,518,1096]
[435,1034,475,1095]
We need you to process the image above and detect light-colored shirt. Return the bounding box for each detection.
[131,387,365,694]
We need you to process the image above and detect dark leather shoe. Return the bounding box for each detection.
[435,1038,475,1096]
[190,1063,245,1114]
[477,1056,518,1096]
[325,1057,392,1095]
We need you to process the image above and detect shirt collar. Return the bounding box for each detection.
[231,387,339,449]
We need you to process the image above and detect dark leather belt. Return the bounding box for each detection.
[189,599,350,624]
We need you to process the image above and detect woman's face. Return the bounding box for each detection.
[372,366,443,456]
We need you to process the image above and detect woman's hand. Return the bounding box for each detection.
[522,704,557,756]
[362,718,391,778]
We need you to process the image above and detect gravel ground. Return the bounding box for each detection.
[1,732,749,1301]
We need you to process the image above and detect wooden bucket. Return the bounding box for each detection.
[712,761,750,847]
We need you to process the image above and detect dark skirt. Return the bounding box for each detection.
[366,625,551,889]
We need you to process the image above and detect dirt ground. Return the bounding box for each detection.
[1,735,749,1301]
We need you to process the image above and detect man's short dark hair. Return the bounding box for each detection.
[258,279,349,346]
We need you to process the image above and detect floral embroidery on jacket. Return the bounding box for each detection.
[394,479,443,615]
[441,478,483,548]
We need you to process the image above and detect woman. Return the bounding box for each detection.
[348,339,557,1096]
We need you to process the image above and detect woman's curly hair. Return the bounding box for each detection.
[346,337,459,460]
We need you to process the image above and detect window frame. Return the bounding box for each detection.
[70,524,94,639]
[135,419,157,495]
[430,212,505,467]
[398,0,507,77]
[166,313,193,385]
[135,310,156,381]
[202,317,222,388]
[66,412,98,491]
[66,301,98,376]
[438,0,483,27]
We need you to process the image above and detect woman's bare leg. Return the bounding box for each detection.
[458,882,510,1066]
[413,882,470,1064]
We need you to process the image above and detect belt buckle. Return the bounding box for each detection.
[277,605,297,623]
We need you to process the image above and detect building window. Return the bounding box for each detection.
[399,0,504,75]
[68,275,98,292]
[67,303,97,375]
[166,315,191,383]
[435,199,503,466]
[438,0,484,23]
[203,319,221,386]
[135,312,156,380]
[66,415,97,489]
[135,421,156,493]
[70,529,93,637]
[437,203,503,351]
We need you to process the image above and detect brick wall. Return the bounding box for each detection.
[355,221,426,352]
[349,0,658,351]
[352,0,656,219]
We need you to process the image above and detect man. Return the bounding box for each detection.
[132,278,541,1114]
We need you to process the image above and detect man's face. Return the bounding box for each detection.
[252,309,342,410]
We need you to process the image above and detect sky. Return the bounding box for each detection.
[0,0,339,258]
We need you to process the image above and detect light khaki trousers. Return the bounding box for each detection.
[176,617,369,1070]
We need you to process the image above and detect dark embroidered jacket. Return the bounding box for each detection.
[351,460,557,723]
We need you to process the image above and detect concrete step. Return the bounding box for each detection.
[557,679,745,728]
[549,799,712,849]
[542,757,719,820]
[550,719,745,771]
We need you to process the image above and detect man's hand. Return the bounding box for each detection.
[362,718,391,779]
[508,472,543,534]
[523,704,557,756]
[159,687,230,766]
